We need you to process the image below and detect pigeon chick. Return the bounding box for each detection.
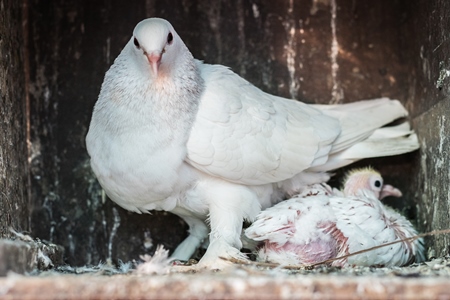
[245,167,424,267]
[86,18,419,269]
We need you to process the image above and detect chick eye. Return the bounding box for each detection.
[374,180,382,188]
[167,32,173,44]
[133,37,140,49]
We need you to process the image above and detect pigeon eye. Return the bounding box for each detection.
[374,180,382,188]
[167,32,173,44]
[133,37,140,49]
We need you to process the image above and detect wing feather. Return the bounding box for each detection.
[186,63,340,185]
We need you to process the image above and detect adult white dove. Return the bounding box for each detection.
[245,168,425,267]
[86,18,419,269]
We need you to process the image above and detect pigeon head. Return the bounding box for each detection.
[131,18,186,78]
[343,167,402,200]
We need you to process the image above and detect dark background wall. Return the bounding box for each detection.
[1,0,449,266]
[408,1,450,259]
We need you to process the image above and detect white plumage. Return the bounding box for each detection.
[245,168,425,267]
[86,18,419,268]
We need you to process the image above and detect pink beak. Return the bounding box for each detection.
[380,184,403,200]
[146,52,162,76]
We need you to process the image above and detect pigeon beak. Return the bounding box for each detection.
[146,52,162,76]
[379,184,402,200]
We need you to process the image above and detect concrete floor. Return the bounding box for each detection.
[1,272,450,300]
[1,236,450,299]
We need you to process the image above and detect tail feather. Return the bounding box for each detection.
[312,97,404,113]
[368,122,414,139]
[337,131,419,161]
[309,126,419,172]
[313,98,409,154]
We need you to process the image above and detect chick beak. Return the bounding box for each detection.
[379,184,402,200]
[146,52,162,76]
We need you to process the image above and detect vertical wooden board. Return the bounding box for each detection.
[414,101,450,258]
[405,0,450,258]
[401,0,450,116]
[333,0,413,103]
[0,0,29,237]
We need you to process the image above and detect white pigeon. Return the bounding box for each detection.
[86,18,419,269]
[245,168,425,267]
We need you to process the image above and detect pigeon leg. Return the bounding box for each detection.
[170,210,209,261]
[196,181,261,268]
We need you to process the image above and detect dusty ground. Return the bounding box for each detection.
[1,230,450,299]
[1,255,450,299]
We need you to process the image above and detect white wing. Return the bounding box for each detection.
[332,193,423,267]
[186,63,340,185]
[373,205,425,266]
